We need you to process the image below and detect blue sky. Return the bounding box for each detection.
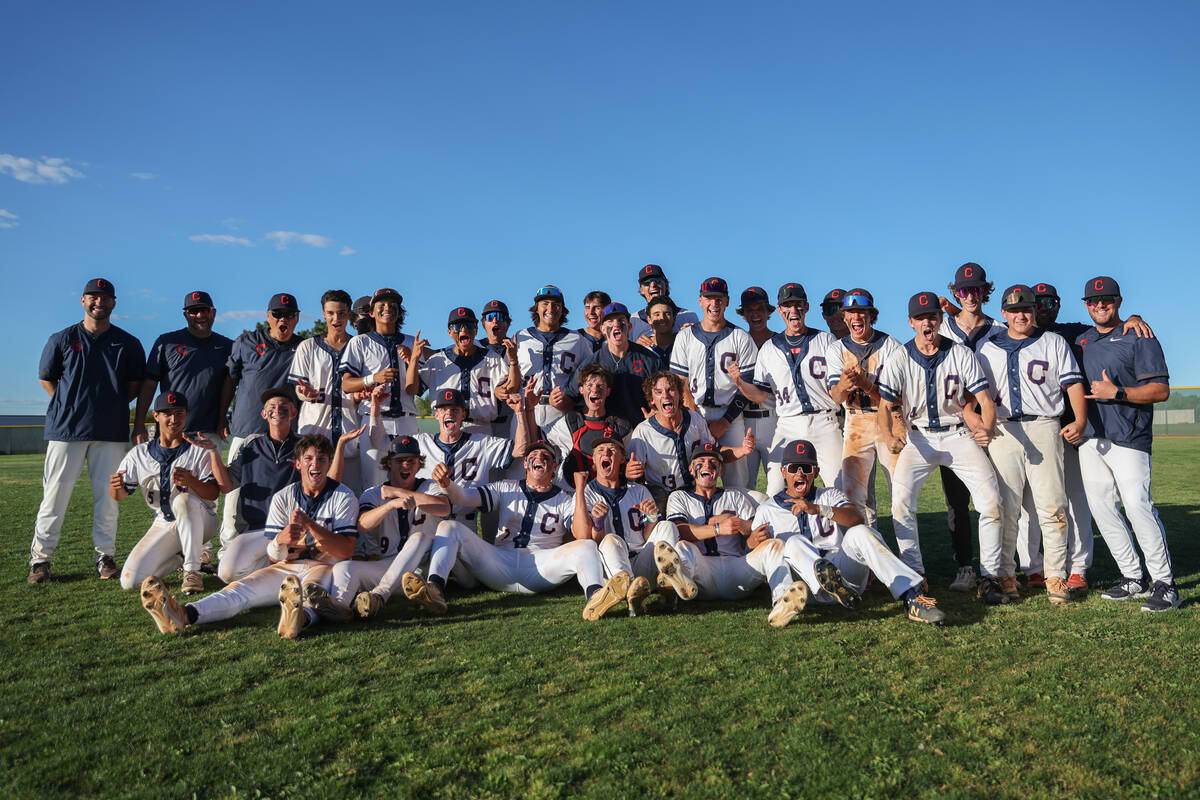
[3,2,1198,413]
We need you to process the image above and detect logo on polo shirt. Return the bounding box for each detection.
[255,342,267,356]
[70,340,83,352]
[175,344,190,356]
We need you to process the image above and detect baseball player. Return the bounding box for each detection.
[288,290,363,492]
[825,289,905,527]
[546,364,633,484]
[751,439,946,625]
[410,306,519,437]
[642,296,680,361]
[651,442,807,627]
[670,276,758,489]
[139,433,360,638]
[876,291,1004,600]
[734,287,778,492]
[578,290,611,352]
[351,295,374,335]
[820,289,850,339]
[568,303,665,429]
[725,283,841,495]
[397,440,631,621]
[29,277,146,583]
[977,285,1087,605]
[478,299,519,439]
[112,392,222,594]
[1074,276,1178,611]
[217,292,302,550]
[628,264,701,345]
[514,285,591,429]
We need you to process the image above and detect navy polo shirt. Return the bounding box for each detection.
[146,328,234,432]
[1075,327,1169,453]
[226,432,299,532]
[568,343,665,428]
[227,329,301,437]
[39,323,146,442]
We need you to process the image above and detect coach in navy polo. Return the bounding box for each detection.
[133,290,233,445]
[568,302,665,427]
[29,277,146,584]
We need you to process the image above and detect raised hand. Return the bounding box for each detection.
[182,432,217,451]
[624,453,645,481]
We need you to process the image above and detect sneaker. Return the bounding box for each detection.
[181,570,204,596]
[1141,581,1181,613]
[1101,577,1150,601]
[402,572,448,615]
[999,575,1020,600]
[304,582,353,623]
[27,562,51,584]
[626,576,651,617]
[1026,572,1045,589]
[814,558,860,609]
[140,576,188,634]
[96,554,119,580]
[905,594,947,625]
[767,581,809,628]
[277,575,305,639]
[1066,573,1088,591]
[654,541,697,600]
[583,571,631,621]
[948,565,977,592]
[977,577,1010,606]
[1045,577,1071,605]
[354,591,385,619]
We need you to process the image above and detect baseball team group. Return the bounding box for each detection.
[27,260,1179,638]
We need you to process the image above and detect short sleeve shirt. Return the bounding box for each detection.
[40,322,146,442]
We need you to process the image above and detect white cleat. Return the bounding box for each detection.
[583,571,631,621]
[277,575,305,639]
[654,541,697,600]
[140,576,188,634]
[768,581,809,628]
[402,572,448,615]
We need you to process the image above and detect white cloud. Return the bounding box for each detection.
[266,230,334,250]
[221,217,242,231]
[339,246,356,256]
[0,208,17,229]
[216,309,263,323]
[130,172,158,180]
[189,233,254,247]
[0,154,85,184]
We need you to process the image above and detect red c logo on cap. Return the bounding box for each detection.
[919,294,929,306]
[458,308,466,317]
[281,294,291,305]
[192,291,201,301]
[167,393,177,405]
[1037,284,1047,293]
[444,390,454,401]
[1094,279,1104,291]
[964,267,974,278]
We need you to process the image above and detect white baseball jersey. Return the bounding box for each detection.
[629,307,701,342]
[940,316,1005,352]
[977,330,1083,419]
[877,339,988,429]
[752,330,839,416]
[477,479,577,551]
[338,331,420,418]
[627,410,715,493]
[825,331,904,412]
[288,337,361,443]
[415,432,512,517]
[263,479,359,562]
[118,441,217,522]
[515,326,590,397]
[583,479,655,552]
[420,347,510,424]
[752,486,851,552]
[665,487,758,557]
[670,323,757,411]
[356,478,445,559]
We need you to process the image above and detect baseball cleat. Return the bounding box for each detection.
[1045,577,1071,605]
[999,576,1020,601]
[198,548,217,575]
[304,582,353,623]
[583,571,631,621]
[96,554,119,580]
[1101,577,1150,601]
[353,591,385,619]
[1026,571,1045,589]
[402,572,448,615]
[626,575,651,617]
[948,565,977,592]
[977,577,1009,606]
[27,562,51,584]
[767,581,809,628]
[654,541,697,600]
[140,576,188,634]
[181,570,204,596]
[813,558,860,609]
[654,575,680,614]
[1066,573,1088,591]
[905,593,947,625]
[1140,581,1181,613]
[277,575,305,639]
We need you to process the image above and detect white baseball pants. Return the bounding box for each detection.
[783,524,923,602]
[1078,438,1173,584]
[30,440,125,566]
[119,494,218,589]
[217,532,270,584]
[766,412,843,495]
[427,520,604,594]
[743,410,776,491]
[188,560,331,624]
[890,426,1002,577]
[699,406,749,490]
[987,418,1068,580]
[674,537,792,603]
[837,411,904,528]
[596,521,679,582]
[1016,442,1093,576]
[217,435,248,554]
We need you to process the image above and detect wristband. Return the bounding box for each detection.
[712,521,720,537]
[363,374,375,388]
[819,504,834,521]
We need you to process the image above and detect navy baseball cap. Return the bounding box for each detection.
[700,277,729,298]
[534,284,564,302]
[268,292,299,312]
[952,262,988,289]
[260,386,298,406]
[842,288,875,311]
[183,290,214,309]
[737,286,774,315]
[1000,284,1036,311]
[371,287,403,305]
[153,391,189,412]
[1032,282,1060,300]
[1083,276,1121,299]
[386,435,422,459]
[352,295,372,315]
[781,439,818,466]
[525,438,560,461]
[821,289,846,311]
[447,306,478,326]
[601,302,631,321]
[433,388,467,408]
[481,299,510,319]
[908,291,940,317]
[690,441,723,460]
[589,429,626,453]
[777,282,807,303]
[83,277,116,297]
[638,264,667,284]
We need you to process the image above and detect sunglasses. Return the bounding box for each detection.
[954,287,983,299]
[271,310,298,320]
[184,307,212,315]
[448,321,477,332]
[1036,297,1060,309]
[842,295,872,309]
[1085,295,1117,306]
[821,303,841,316]
[482,312,508,323]
[536,286,563,299]
[782,463,817,475]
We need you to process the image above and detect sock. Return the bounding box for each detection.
[303,607,318,627]
[184,604,199,624]
[900,587,920,603]
[429,575,446,591]
[584,584,602,600]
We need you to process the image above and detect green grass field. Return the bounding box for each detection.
[2,442,1198,799]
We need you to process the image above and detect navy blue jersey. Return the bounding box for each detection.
[226,432,299,532]
[146,328,234,432]
[1075,327,1169,453]
[568,343,665,428]
[39,323,145,442]
[227,329,301,437]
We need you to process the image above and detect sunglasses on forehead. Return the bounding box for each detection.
[271,310,298,319]
[782,463,817,475]
[482,312,508,322]
[536,286,563,299]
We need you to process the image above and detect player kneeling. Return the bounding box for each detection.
[400,440,629,621]
[753,440,946,625]
[139,434,359,639]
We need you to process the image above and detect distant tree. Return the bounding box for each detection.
[414,395,432,416]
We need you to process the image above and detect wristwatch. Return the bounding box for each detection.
[1114,386,1127,402]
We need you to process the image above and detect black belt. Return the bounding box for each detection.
[1005,414,1040,422]
[743,409,770,419]
[796,408,834,416]
[846,408,880,415]
[915,422,963,433]
[380,408,409,418]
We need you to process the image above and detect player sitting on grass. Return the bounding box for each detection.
[751,439,947,626]
[113,392,222,595]
[139,433,359,639]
